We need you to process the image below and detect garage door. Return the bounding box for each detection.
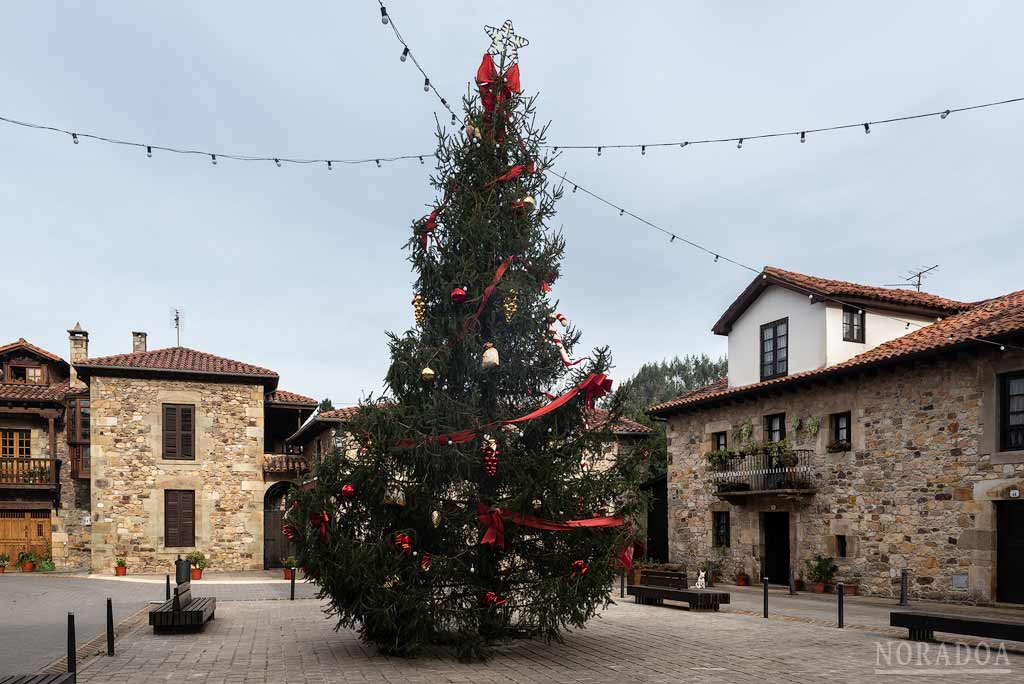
[0,509,52,562]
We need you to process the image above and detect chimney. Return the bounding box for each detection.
[132,331,148,353]
[68,322,89,389]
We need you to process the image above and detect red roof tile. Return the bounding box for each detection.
[76,347,279,384]
[318,407,362,421]
[0,338,65,364]
[263,454,309,473]
[0,380,71,403]
[651,290,1024,416]
[713,267,969,335]
[266,390,317,406]
[588,409,654,435]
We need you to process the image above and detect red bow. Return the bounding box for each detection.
[580,373,613,410]
[477,504,506,549]
[394,533,413,556]
[308,510,329,542]
[614,542,635,574]
[571,560,588,577]
[484,161,534,188]
[482,591,507,607]
[281,524,297,540]
[476,54,521,113]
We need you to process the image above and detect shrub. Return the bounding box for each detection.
[115,557,127,567]
[0,553,9,567]
[805,554,838,584]
[185,550,208,569]
[280,556,298,568]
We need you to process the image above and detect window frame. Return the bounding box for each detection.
[0,429,31,457]
[712,511,731,548]
[712,431,728,452]
[759,317,789,381]
[1000,372,1024,452]
[764,413,786,443]
[162,403,196,461]
[842,305,866,343]
[164,489,196,547]
[832,411,852,445]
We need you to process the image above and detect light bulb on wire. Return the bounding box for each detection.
[400,47,409,62]
[863,123,871,134]
[423,77,430,92]
[380,6,389,24]
[146,146,152,158]
[737,138,743,149]
[210,154,217,165]
[274,158,281,168]
[71,133,79,144]
[941,110,950,119]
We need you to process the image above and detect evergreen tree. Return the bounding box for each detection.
[318,397,335,413]
[286,25,644,661]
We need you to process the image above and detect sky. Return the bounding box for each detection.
[1,1,1022,405]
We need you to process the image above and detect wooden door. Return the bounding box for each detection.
[263,483,296,569]
[997,501,1024,604]
[762,512,790,585]
[0,510,51,561]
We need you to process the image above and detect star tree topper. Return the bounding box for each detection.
[484,19,529,65]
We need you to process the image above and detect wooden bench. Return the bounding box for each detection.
[149,581,216,632]
[0,675,74,684]
[627,569,731,611]
[891,611,1024,643]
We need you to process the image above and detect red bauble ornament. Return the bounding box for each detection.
[395,533,413,556]
[483,448,498,477]
[341,484,356,499]
[451,287,468,303]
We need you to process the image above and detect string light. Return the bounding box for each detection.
[376,159,381,168]
[737,138,743,149]
[800,131,806,143]
[146,145,152,158]
[210,154,217,165]
[423,77,430,92]
[941,110,950,119]
[327,160,333,171]
[71,133,79,144]
[400,46,409,62]
[863,123,871,134]
[274,158,281,168]
[641,145,646,156]
[418,156,424,164]
[597,147,602,156]
[379,6,389,24]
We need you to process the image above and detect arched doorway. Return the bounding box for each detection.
[263,482,296,569]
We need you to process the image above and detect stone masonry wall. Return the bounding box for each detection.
[89,376,265,573]
[665,349,1024,602]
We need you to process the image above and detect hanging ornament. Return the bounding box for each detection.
[481,342,500,369]
[431,510,442,528]
[503,289,518,320]
[395,533,413,556]
[546,312,588,367]
[411,294,426,326]
[451,287,468,303]
[465,121,482,140]
[281,524,297,540]
[420,553,432,571]
[384,485,406,507]
[571,560,588,577]
[420,366,436,383]
[482,591,507,607]
[341,484,356,499]
[482,435,499,476]
[383,575,400,589]
[511,195,535,213]
[532,499,542,510]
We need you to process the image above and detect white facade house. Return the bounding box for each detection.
[713,267,967,389]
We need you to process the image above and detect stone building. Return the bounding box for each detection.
[648,267,1024,604]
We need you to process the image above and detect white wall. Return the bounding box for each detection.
[824,304,935,366]
[726,285,826,387]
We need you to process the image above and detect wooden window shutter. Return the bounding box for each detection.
[165,490,196,547]
[180,406,194,459]
[181,490,196,547]
[163,405,179,459]
[165,490,180,546]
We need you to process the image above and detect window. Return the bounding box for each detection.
[162,404,195,460]
[764,413,786,443]
[1001,373,1024,451]
[713,511,731,548]
[0,429,31,457]
[832,411,851,445]
[5,363,45,385]
[842,305,865,343]
[712,431,728,452]
[836,535,848,558]
[760,318,789,380]
[164,490,196,547]
[67,398,90,443]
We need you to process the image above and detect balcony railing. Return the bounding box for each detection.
[0,457,58,487]
[707,449,815,496]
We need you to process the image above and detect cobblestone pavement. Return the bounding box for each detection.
[0,575,319,674]
[77,598,1023,684]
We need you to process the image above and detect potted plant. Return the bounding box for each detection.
[795,573,806,591]
[281,556,298,580]
[18,551,38,573]
[185,551,208,580]
[115,557,128,576]
[0,553,9,574]
[826,440,852,453]
[39,557,56,572]
[805,554,838,593]
[735,571,751,586]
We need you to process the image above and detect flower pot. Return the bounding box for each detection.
[21,562,36,573]
[795,579,805,591]
[0,566,6,574]
[115,566,127,576]
[841,584,858,596]
[812,581,826,593]
[736,576,750,587]
[190,568,203,580]
[283,568,294,580]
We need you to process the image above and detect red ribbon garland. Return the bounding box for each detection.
[308,510,329,542]
[482,590,507,607]
[476,53,521,114]
[477,502,624,550]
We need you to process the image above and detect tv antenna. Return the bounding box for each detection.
[883,264,938,292]
[169,308,184,346]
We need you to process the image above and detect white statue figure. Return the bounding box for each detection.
[695,570,706,589]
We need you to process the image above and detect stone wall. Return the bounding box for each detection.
[665,349,1024,602]
[89,376,266,573]
[53,431,91,570]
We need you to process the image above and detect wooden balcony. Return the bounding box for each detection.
[0,457,58,488]
[708,449,816,499]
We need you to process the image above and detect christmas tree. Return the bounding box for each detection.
[286,21,645,661]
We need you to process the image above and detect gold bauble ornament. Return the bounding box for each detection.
[519,195,536,213]
[431,510,441,528]
[411,294,426,326]
[420,366,436,382]
[503,290,518,321]
[465,122,481,140]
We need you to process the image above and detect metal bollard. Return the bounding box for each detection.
[837,582,845,628]
[290,566,296,600]
[763,577,769,618]
[106,598,114,656]
[789,568,796,595]
[682,571,688,589]
[67,612,76,673]
[899,569,909,606]
[165,574,171,601]
[620,573,624,598]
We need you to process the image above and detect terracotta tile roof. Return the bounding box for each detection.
[0,338,65,364]
[0,380,71,403]
[651,290,1024,416]
[713,266,969,335]
[263,454,309,473]
[318,407,362,421]
[587,409,654,436]
[266,390,317,406]
[76,347,279,385]
[285,406,361,445]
